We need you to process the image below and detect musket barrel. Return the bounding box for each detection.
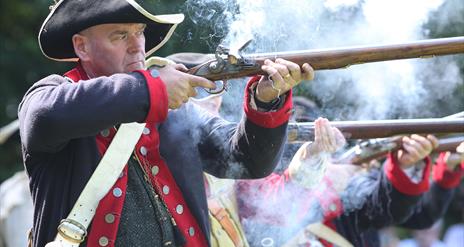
[247,36,464,70]
[287,118,464,142]
[188,36,464,81]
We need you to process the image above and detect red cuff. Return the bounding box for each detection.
[135,70,168,123]
[433,152,463,189]
[244,76,293,128]
[384,153,431,196]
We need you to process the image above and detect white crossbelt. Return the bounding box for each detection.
[46,122,146,247]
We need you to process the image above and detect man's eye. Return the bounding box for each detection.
[119,34,128,40]
[136,30,145,36]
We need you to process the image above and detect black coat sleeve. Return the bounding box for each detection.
[399,183,455,229]
[162,101,288,180]
[18,73,150,153]
[339,167,423,231]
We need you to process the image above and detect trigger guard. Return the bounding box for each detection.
[204,80,226,94]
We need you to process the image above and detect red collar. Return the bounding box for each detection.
[64,63,89,82]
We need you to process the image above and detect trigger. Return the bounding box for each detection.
[205,80,227,94]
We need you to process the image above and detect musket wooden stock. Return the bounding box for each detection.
[434,135,464,152]
[287,118,464,143]
[338,135,464,165]
[189,36,464,81]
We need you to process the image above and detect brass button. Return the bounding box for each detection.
[99,236,109,246]
[188,227,195,237]
[162,185,170,195]
[176,205,183,214]
[150,69,160,78]
[140,146,148,156]
[105,214,115,224]
[113,188,122,198]
[151,165,159,176]
[100,129,110,137]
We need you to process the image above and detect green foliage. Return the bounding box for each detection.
[0,0,72,181]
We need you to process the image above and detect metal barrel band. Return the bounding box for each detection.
[57,219,87,244]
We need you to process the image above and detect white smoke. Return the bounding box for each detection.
[185,0,463,120]
[183,0,463,245]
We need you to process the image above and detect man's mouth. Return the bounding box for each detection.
[127,60,143,66]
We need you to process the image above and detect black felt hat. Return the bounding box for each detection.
[39,0,184,61]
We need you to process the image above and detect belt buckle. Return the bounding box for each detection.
[57,219,87,244]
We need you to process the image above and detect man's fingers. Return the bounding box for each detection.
[410,134,434,156]
[321,118,336,152]
[274,62,291,79]
[402,142,422,160]
[275,58,300,73]
[426,134,439,150]
[302,63,315,81]
[188,75,216,89]
[276,58,301,82]
[187,87,198,98]
[313,118,323,152]
[174,63,189,72]
[262,65,285,89]
[333,127,346,148]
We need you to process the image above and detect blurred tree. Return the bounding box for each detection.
[0,0,71,182]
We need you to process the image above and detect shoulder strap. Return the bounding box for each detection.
[46,122,145,247]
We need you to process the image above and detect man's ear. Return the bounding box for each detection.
[72,34,90,61]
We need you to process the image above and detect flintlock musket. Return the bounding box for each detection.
[187,36,464,93]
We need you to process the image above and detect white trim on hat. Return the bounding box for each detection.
[125,0,184,57]
[38,0,69,61]
[126,0,184,24]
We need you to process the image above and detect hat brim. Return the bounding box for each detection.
[39,0,184,62]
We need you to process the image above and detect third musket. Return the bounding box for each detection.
[287,118,464,143]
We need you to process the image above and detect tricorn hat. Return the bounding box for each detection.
[39,0,184,61]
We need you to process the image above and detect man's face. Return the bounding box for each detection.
[78,23,146,76]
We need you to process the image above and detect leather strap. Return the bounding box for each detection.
[46,122,146,247]
[208,198,244,247]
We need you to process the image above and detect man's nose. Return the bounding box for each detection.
[127,34,144,54]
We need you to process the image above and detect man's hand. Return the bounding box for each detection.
[289,118,346,188]
[255,59,314,103]
[156,64,216,109]
[396,134,439,169]
[299,117,346,160]
[442,141,464,171]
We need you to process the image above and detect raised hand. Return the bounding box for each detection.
[289,117,346,188]
[304,117,346,157]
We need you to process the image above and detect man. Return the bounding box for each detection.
[240,133,463,247]
[191,92,458,247]
[18,1,313,247]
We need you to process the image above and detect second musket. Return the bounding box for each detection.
[287,117,464,143]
